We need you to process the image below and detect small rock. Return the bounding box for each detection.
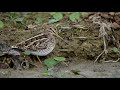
[111,22,120,29]
[100,13,110,19]
[114,16,120,24]
[109,12,115,16]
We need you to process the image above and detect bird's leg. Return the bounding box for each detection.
[36,55,42,64]
[32,56,37,62]
[2,57,10,68]
[3,57,6,63]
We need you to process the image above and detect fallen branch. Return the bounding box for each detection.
[94,50,105,63]
[103,58,120,63]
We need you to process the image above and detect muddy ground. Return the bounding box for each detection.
[1,61,120,78]
[0,12,120,78]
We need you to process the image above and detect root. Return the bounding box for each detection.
[94,50,105,63]
[92,15,111,63]
[103,58,120,63]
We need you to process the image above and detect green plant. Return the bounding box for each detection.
[111,47,120,53]
[69,12,80,22]
[42,68,54,76]
[44,57,66,68]
[8,12,25,27]
[49,12,63,23]
[42,68,66,78]
[9,12,23,21]
[52,12,63,20]
[35,17,44,24]
[15,17,24,22]
[0,21,4,28]
[54,57,65,61]
[57,74,65,78]
[48,19,60,23]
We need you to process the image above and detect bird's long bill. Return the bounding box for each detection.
[52,33,69,44]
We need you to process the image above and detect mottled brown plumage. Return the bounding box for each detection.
[13,24,56,56]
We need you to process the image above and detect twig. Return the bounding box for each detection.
[103,36,108,54]
[73,37,87,39]
[36,55,42,64]
[52,33,69,44]
[71,25,87,29]
[2,57,6,63]
[63,62,69,66]
[50,27,69,44]
[94,50,105,63]
[94,31,107,63]
[103,58,120,63]
[58,49,73,52]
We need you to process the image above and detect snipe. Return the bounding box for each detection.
[12,24,56,56]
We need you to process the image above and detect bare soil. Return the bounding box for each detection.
[1,61,120,78]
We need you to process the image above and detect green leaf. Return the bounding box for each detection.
[111,47,120,53]
[69,12,80,22]
[50,12,56,15]
[0,21,4,28]
[42,68,54,76]
[42,70,54,76]
[9,12,20,20]
[57,74,65,78]
[52,13,63,20]
[44,58,58,68]
[23,50,31,55]
[81,12,89,17]
[58,74,65,78]
[42,72,49,75]
[35,17,43,24]
[54,57,65,61]
[48,19,59,23]
[15,17,24,22]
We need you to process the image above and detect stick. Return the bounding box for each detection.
[94,50,105,63]
[36,55,42,64]
[103,36,108,54]
[104,58,120,63]
[63,62,68,66]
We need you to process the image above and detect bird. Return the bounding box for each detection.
[12,24,56,56]
[0,24,62,69]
